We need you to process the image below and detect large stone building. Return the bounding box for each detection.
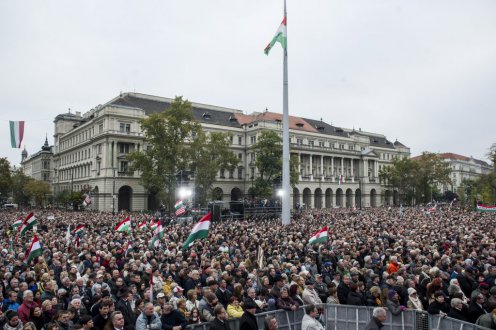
[48,92,409,211]
[21,137,54,185]
[437,153,492,192]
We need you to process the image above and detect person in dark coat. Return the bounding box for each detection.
[427,292,449,316]
[447,298,469,322]
[468,293,488,324]
[115,287,136,330]
[208,305,230,330]
[239,301,258,330]
[364,307,387,330]
[347,283,366,306]
[161,303,187,330]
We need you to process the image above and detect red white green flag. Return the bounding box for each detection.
[10,121,25,148]
[125,241,133,256]
[150,221,159,230]
[264,16,287,55]
[138,221,147,230]
[182,212,211,250]
[72,224,85,237]
[19,213,37,237]
[308,226,328,245]
[115,217,131,232]
[175,200,186,216]
[12,215,23,229]
[476,204,496,212]
[25,235,42,264]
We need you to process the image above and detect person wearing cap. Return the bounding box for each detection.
[170,286,185,309]
[301,304,324,330]
[156,292,166,309]
[314,274,329,302]
[386,289,404,316]
[302,278,322,306]
[239,301,258,330]
[135,302,161,330]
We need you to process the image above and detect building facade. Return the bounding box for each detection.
[437,153,493,192]
[49,92,409,212]
[21,137,54,185]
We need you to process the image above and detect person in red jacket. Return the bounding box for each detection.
[17,290,37,324]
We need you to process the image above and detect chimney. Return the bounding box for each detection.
[76,111,81,117]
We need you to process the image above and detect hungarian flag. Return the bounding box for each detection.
[19,213,37,237]
[339,175,343,185]
[115,217,131,232]
[150,220,159,230]
[72,224,85,237]
[9,121,25,148]
[125,241,133,257]
[12,215,23,229]
[476,204,496,212]
[308,226,328,245]
[25,235,42,264]
[149,222,164,249]
[175,200,186,216]
[138,221,147,230]
[182,212,211,250]
[264,16,287,55]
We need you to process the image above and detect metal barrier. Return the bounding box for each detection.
[186,304,491,330]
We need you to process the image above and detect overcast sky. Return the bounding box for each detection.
[1,0,495,167]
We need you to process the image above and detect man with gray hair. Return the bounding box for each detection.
[364,307,387,330]
[17,289,35,324]
[135,302,162,330]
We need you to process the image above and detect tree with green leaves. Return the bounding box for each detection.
[251,130,299,199]
[0,158,12,203]
[414,152,452,204]
[11,168,32,206]
[189,131,238,205]
[24,180,51,207]
[378,157,418,205]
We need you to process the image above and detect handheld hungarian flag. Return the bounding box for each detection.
[149,274,154,302]
[25,235,42,264]
[427,205,437,213]
[150,221,158,230]
[175,200,186,216]
[12,215,23,229]
[476,204,496,212]
[72,224,85,237]
[149,222,164,249]
[308,226,328,245]
[115,217,131,232]
[182,212,211,250]
[138,221,147,230]
[19,213,38,237]
[264,16,287,55]
[125,241,133,257]
[9,121,25,148]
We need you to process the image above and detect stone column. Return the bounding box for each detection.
[341,158,344,176]
[298,153,302,181]
[309,155,313,181]
[331,156,334,182]
[320,155,324,180]
[351,159,354,182]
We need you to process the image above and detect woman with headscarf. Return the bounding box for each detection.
[406,288,424,311]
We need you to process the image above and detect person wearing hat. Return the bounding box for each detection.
[115,286,136,330]
[302,278,322,306]
[406,288,423,311]
[156,292,166,310]
[239,301,258,330]
[170,286,185,309]
[314,274,329,302]
[386,289,404,316]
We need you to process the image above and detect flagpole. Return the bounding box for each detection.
[281,0,291,225]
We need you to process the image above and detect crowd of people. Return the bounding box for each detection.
[0,206,495,330]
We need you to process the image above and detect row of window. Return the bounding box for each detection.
[60,148,92,165]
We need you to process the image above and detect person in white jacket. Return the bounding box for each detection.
[302,279,323,306]
[301,305,324,330]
